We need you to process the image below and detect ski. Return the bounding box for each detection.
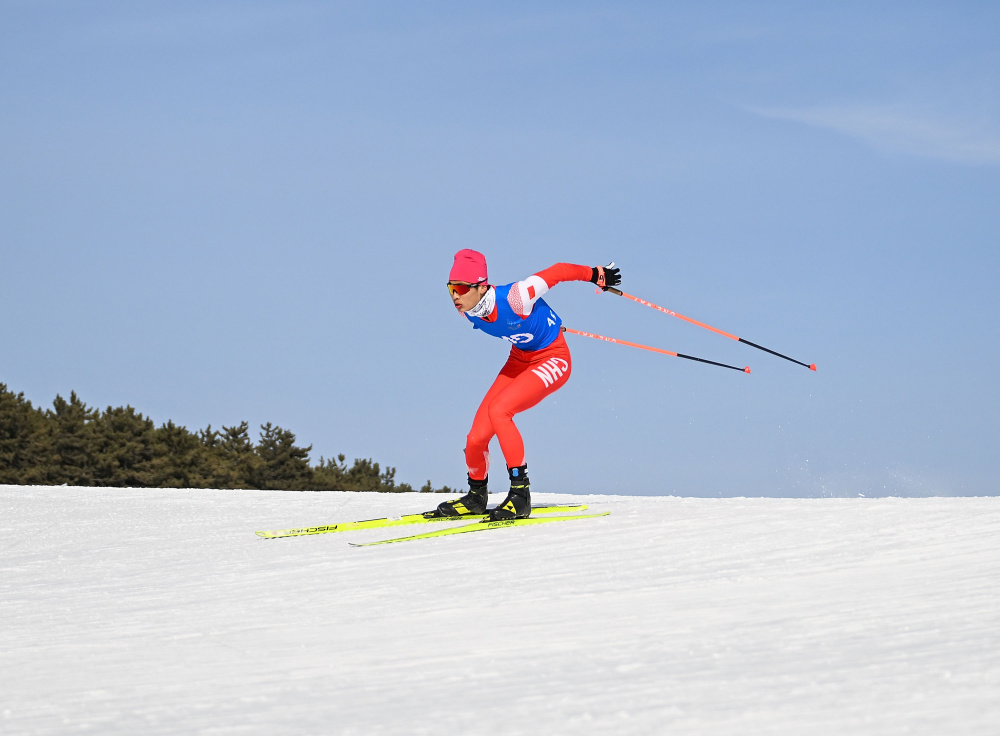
[349,511,611,547]
[255,503,590,539]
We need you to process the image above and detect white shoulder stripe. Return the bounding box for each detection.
[510,275,550,317]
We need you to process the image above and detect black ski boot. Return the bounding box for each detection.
[434,475,489,517]
[488,465,531,521]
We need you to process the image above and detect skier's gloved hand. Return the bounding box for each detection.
[590,262,621,291]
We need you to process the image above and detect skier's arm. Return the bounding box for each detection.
[508,262,621,317]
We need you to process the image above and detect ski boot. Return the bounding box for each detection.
[434,475,489,517]
[488,465,531,521]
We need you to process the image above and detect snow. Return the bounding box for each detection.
[2,487,998,735]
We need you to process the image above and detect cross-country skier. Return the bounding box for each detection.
[435,249,621,521]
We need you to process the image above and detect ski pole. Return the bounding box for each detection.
[563,327,751,374]
[599,287,816,371]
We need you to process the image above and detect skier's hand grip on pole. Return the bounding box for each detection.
[590,262,621,291]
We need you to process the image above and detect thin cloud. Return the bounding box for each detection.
[750,104,1000,165]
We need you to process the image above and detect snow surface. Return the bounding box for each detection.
[1,487,998,735]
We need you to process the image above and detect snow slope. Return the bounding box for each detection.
[1,487,998,735]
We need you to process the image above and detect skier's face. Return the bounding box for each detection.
[448,282,488,313]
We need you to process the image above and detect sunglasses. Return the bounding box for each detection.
[447,282,480,297]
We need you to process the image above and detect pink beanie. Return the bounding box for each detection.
[449,249,488,284]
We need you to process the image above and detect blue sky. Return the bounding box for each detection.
[2,1,997,496]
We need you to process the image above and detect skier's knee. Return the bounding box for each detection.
[465,428,490,453]
[486,400,515,428]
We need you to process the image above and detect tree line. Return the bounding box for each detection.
[0,383,454,493]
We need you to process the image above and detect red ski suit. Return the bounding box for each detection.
[464,263,592,480]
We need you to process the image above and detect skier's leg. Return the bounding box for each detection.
[436,361,516,517]
[488,340,573,470]
[486,337,573,520]
[464,367,517,480]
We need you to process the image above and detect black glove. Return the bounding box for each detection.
[590,262,621,291]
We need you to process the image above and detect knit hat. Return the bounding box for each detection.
[449,249,488,284]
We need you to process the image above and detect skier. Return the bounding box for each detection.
[436,249,621,521]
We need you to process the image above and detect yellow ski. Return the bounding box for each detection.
[350,511,610,547]
[255,503,590,539]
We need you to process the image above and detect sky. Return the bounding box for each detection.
[1,1,998,497]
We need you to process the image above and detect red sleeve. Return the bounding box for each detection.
[534,263,592,289]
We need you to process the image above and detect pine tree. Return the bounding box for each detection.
[0,384,52,484]
[216,421,263,488]
[90,406,156,487]
[254,422,314,490]
[312,453,413,492]
[48,392,97,485]
[151,420,212,488]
